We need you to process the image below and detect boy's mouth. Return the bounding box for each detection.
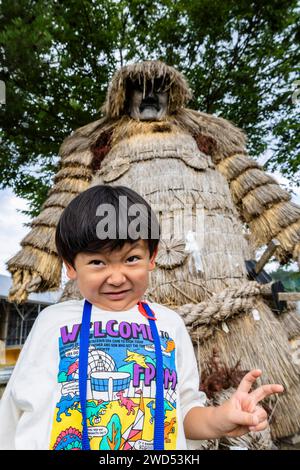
[102,289,131,300]
[103,289,131,294]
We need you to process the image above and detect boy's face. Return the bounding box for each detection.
[64,240,158,311]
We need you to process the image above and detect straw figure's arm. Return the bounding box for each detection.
[215,151,300,268]
[7,118,113,303]
[191,109,300,268]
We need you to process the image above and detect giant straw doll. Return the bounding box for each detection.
[7,61,300,443]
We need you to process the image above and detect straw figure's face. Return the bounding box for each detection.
[64,240,158,311]
[127,77,168,121]
[101,60,193,119]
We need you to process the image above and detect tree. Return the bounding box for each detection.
[0,0,299,217]
[271,267,300,292]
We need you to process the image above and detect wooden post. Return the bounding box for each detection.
[254,239,281,274]
[278,292,300,302]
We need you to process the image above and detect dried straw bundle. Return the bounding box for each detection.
[277,304,300,340]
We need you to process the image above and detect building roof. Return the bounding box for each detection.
[0,274,62,305]
[0,366,14,385]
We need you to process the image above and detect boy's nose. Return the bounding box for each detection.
[106,270,127,286]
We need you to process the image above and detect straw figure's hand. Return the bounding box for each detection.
[217,369,284,438]
[8,270,43,304]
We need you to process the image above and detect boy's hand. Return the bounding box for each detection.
[216,369,284,437]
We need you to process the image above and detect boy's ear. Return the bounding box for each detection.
[63,259,77,280]
[149,245,159,271]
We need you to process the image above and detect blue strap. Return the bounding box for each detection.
[140,302,165,450]
[79,299,92,450]
[79,300,164,451]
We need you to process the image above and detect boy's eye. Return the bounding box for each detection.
[126,255,140,263]
[89,259,105,266]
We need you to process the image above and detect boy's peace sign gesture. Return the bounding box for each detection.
[184,368,284,440]
[217,369,284,437]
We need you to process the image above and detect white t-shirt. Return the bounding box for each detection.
[0,299,206,450]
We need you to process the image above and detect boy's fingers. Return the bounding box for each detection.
[254,405,268,423]
[249,419,269,433]
[249,384,284,404]
[231,405,267,429]
[236,369,262,394]
[231,409,261,427]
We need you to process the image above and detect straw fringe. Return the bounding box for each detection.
[230,169,276,203]
[89,117,300,439]
[107,110,246,160]
[241,184,291,221]
[177,281,271,332]
[249,201,300,247]
[217,151,300,264]
[7,245,61,286]
[42,191,76,210]
[185,110,246,159]
[21,226,57,254]
[62,149,95,166]
[59,117,110,157]
[293,241,300,260]
[277,305,300,340]
[274,220,300,263]
[31,206,64,228]
[47,177,91,195]
[7,148,94,302]
[217,153,260,181]
[54,165,92,182]
[59,280,83,302]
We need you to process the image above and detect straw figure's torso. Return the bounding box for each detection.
[91,122,251,308]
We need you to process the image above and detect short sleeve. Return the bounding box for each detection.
[176,317,207,421]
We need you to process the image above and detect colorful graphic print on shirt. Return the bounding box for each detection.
[49,317,178,450]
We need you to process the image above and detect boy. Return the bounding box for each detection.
[0,185,283,450]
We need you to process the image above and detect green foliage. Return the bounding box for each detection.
[271,268,300,292]
[0,0,299,217]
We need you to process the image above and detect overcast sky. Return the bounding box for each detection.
[0,169,299,282]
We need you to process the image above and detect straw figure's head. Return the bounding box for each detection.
[101,60,193,121]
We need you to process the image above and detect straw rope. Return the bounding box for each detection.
[177,281,272,335]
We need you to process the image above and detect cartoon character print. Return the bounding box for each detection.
[52,427,82,450]
[49,317,178,450]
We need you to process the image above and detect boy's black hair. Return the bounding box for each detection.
[55,185,160,268]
